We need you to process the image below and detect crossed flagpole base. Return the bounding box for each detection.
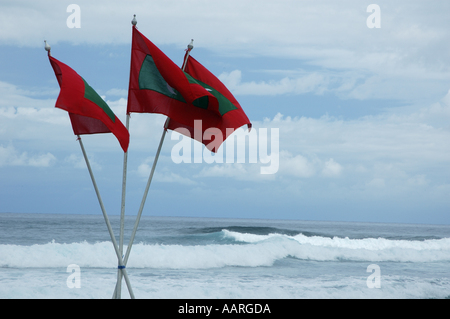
[112,118,169,299]
[77,135,135,299]
[77,119,168,299]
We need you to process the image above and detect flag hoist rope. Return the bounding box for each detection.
[77,135,135,299]
[112,27,194,298]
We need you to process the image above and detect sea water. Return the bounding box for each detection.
[0,213,449,299]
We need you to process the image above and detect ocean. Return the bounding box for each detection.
[0,212,449,299]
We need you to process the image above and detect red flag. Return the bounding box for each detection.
[127,26,217,114]
[49,55,130,152]
[127,26,251,152]
[169,53,252,152]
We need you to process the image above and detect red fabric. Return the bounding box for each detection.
[126,26,251,153]
[172,54,252,152]
[127,26,217,114]
[49,55,129,152]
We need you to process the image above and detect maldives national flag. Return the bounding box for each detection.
[169,53,252,152]
[127,26,251,152]
[127,26,217,114]
[49,55,130,152]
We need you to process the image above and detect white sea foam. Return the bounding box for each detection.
[1,267,449,299]
[1,231,450,270]
[222,230,450,263]
[223,229,450,249]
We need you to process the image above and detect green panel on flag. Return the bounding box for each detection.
[139,55,186,103]
[83,78,116,123]
[184,73,238,116]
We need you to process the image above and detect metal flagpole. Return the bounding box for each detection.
[182,39,194,71]
[124,118,168,264]
[113,113,130,299]
[112,15,138,299]
[114,39,195,274]
[111,119,168,298]
[77,135,135,299]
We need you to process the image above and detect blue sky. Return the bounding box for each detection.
[1,0,449,224]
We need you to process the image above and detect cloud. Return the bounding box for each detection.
[0,144,56,167]
[219,70,329,96]
[0,83,129,154]
[322,158,343,177]
[2,1,449,104]
[407,174,429,187]
[253,90,450,191]
[278,151,316,178]
[105,88,128,98]
[138,158,197,185]
[164,88,450,189]
[3,1,449,69]
[64,153,103,170]
[1,0,450,222]
[366,178,385,189]
[0,81,57,110]
[196,163,267,182]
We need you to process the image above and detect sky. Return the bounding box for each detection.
[0,0,449,224]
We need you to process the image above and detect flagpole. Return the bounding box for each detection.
[112,33,194,296]
[123,118,168,264]
[117,39,194,270]
[111,118,168,298]
[182,39,194,71]
[77,135,135,299]
[113,113,130,299]
[112,15,138,299]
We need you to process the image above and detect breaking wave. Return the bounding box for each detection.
[1,230,449,269]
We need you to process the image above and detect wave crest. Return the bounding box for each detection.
[1,232,449,269]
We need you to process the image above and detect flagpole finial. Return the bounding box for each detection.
[131,14,137,26]
[187,39,194,51]
[44,40,51,56]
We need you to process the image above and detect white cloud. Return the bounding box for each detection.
[168,89,450,188]
[196,163,265,181]
[253,90,450,190]
[105,89,128,98]
[219,70,329,96]
[27,153,57,167]
[64,153,102,170]
[407,175,429,187]
[138,159,197,185]
[2,78,449,198]
[322,158,343,177]
[0,84,128,154]
[366,178,385,189]
[0,81,57,110]
[1,0,450,222]
[0,144,56,167]
[157,171,197,185]
[2,1,449,69]
[1,1,449,103]
[278,151,316,178]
